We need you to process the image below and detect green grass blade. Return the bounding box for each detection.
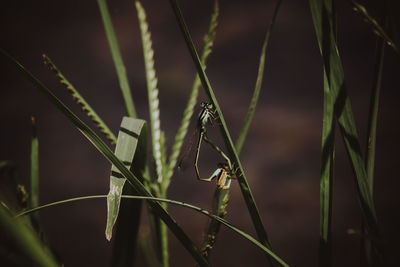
[43,55,117,144]
[365,37,385,196]
[0,204,58,267]
[97,0,137,118]
[168,0,275,263]
[309,0,380,264]
[166,0,219,182]
[0,49,210,267]
[109,118,147,266]
[30,117,39,210]
[350,0,399,56]
[105,117,146,240]
[319,71,336,266]
[17,195,289,267]
[29,116,42,235]
[136,1,164,184]
[362,35,385,267]
[235,0,282,154]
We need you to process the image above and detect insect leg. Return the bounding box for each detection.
[194,131,205,180]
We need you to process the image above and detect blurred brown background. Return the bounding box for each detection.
[1,0,399,266]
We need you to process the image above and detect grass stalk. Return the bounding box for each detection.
[97,0,137,118]
[318,71,336,267]
[29,116,41,234]
[0,48,211,267]
[200,0,283,260]
[135,2,169,265]
[309,0,380,264]
[361,34,385,267]
[235,0,282,154]
[0,204,58,267]
[167,1,276,264]
[166,0,219,183]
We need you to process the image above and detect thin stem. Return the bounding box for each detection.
[16,195,288,267]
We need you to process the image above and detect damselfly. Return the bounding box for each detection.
[178,102,235,188]
[200,162,233,189]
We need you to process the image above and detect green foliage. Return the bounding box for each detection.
[0,0,397,266]
[97,0,137,118]
[0,204,58,267]
[167,0,275,264]
[105,117,146,241]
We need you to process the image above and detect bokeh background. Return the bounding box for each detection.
[1,0,399,266]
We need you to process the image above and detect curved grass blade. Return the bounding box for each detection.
[168,0,275,264]
[235,0,282,154]
[309,0,380,265]
[0,204,58,267]
[106,117,146,240]
[17,195,289,267]
[97,0,137,118]
[43,55,117,144]
[0,49,210,267]
[349,0,399,56]
[166,0,219,182]
[109,118,147,267]
[136,1,164,184]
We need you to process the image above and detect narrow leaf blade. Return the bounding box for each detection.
[168,1,276,264]
[106,117,146,241]
[309,0,380,264]
[97,0,137,117]
[166,0,219,181]
[235,0,282,154]
[0,204,58,267]
[0,49,210,266]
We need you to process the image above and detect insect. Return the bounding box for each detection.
[199,162,235,189]
[179,102,234,188]
[178,102,216,174]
